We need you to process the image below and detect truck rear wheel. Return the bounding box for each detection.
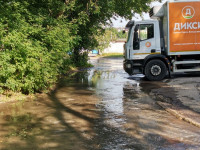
[144,59,167,81]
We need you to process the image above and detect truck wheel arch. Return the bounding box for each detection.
[143,55,171,75]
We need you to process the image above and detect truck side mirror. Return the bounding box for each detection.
[133,25,139,42]
[133,28,140,50]
[134,31,139,41]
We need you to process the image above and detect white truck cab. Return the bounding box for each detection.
[124,0,200,81]
[125,20,161,61]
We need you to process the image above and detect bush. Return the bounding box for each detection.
[0,0,151,94]
[0,1,77,94]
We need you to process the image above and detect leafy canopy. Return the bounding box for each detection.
[0,0,152,94]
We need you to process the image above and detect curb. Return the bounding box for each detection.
[156,101,200,128]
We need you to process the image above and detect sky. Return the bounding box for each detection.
[112,0,167,28]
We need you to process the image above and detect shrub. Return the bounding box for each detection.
[0,1,77,94]
[0,0,151,94]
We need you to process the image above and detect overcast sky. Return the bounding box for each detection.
[112,0,167,28]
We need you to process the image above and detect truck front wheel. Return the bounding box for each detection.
[144,59,167,81]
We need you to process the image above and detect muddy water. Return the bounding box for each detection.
[0,57,200,150]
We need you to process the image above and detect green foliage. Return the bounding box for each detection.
[116,30,128,39]
[102,53,123,58]
[65,0,152,62]
[95,28,127,52]
[0,0,152,94]
[0,0,77,93]
[71,51,91,67]
[94,28,117,52]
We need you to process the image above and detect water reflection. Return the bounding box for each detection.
[88,58,131,125]
[88,58,200,149]
[1,57,200,150]
[0,71,100,149]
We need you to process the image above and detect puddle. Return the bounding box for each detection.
[0,57,200,149]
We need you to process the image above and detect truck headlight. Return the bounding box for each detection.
[126,64,131,69]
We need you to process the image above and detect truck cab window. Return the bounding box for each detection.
[140,24,154,41]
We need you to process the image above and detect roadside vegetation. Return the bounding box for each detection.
[95,28,128,53]
[102,53,123,58]
[0,0,151,95]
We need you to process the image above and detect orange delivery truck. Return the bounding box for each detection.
[123,0,200,80]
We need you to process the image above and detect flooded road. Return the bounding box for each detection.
[0,57,200,150]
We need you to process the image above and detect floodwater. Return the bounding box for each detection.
[0,57,200,150]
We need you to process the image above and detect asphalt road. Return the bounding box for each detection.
[89,57,200,150]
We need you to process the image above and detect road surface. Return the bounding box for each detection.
[0,57,200,150]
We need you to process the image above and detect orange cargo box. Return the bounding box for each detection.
[168,1,200,53]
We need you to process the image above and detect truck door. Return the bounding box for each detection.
[133,23,156,56]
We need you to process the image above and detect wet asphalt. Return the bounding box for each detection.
[0,57,200,150]
[88,57,200,150]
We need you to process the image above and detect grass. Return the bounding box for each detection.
[0,91,29,103]
[101,53,123,58]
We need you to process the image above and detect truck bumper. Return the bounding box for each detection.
[123,60,143,75]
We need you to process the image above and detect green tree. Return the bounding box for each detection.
[94,28,117,52]
[66,0,152,61]
[0,0,78,93]
[0,0,152,93]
